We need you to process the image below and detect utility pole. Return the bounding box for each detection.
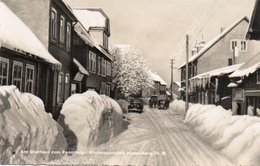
[185,34,189,113]
[170,58,174,100]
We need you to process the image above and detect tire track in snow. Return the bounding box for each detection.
[146,108,192,166]
[143,107,187,165]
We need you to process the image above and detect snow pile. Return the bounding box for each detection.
[184,103,260,165]
[169,100,192,116]
[0,86,67,164]
[58,91,127,151]
[117,99,129,114]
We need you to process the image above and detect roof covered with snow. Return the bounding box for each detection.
[191,63,243,80]
[73,8,107,30]
[71,8,112,61]
[0,2,61,69]
[149,71,167,85]
[174,81,181,87]
[73,58,89,75]
[179,16,249,69]
[230,51,260,78]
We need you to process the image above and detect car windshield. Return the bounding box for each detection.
[130,99,142,103]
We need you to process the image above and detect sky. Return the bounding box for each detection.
[65,0,256,86]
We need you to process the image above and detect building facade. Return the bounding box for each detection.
[73,8,113,96]
[179,17,258,107]
[2,0,113,119]
[0,2,61,113]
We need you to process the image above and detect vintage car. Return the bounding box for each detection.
[157,95,169,109]
[149,95,158,108]
[128,98,144,113]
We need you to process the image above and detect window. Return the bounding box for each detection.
[230,39,247,51]
[106,61,111,76]
[257,70,260,84]
[228,58,233,66]
[12,61,23,90]
[231,40,238,50]
[66,22,71,51]
[60,15,65,43]
[64,73,70,100]
[51,7,57,39]
[57,72,64,103]
[89,51,96,73]
[101,58,106,76]
[0,57,9,85]
[25,65,35,93]
[97,57,102,75]
[241,40,247,51]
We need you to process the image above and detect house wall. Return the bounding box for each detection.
[0,48,53,112]
[197,20,253,75]
[86,47,112,93]
[2,0,50,49]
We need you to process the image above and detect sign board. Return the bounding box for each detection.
[74,72,84,82]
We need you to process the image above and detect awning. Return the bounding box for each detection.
[189,63,243,90]
[73,58,89,75]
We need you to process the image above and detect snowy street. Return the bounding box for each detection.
[51,106,234,165]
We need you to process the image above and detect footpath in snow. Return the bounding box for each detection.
[171,100,260,165]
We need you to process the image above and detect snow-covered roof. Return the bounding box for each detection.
[174,81,181,87]
[230,51,260,78]
[71,8,112,61]
[73,58,89,75]
[149,71,167,86]
[191,63,243,80]
[0,2,61,69]
[73,9,106,30]
[179,16,249,69]
[74,23,95,47]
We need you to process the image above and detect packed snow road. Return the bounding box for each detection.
[52,106,234,165]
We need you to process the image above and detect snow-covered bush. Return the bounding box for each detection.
[0,86,67,164]
[184,103,260,165]
[58,91,127,151]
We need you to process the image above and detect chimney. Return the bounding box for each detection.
[220,27,225,33]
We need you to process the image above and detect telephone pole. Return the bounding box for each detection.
[185,34,189,113]
[170,59,174,99]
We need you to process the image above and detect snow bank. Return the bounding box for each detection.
[117,99,129,114]
[0,86,67,164]
[168,100,192,117]
[58,91,127,151]
[184,103,260,165]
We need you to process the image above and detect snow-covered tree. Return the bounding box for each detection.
[110,45,153,98]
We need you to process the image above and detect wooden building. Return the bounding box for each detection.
[0,2,61,107]
[3,0,77,119]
